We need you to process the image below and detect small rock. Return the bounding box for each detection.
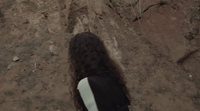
[13,56,19,62]
[189,75,192,78]
[49,45,58,55]
[49,45,55,52]
[7,62,17,70]
[47,40,54,45]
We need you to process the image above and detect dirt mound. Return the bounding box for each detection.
[0,0,200,111]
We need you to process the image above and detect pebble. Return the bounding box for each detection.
[48,40,54,45]
[49,45,58,55]
[13,56,19,62]
[189,75,192,78]
[7,62,16,70]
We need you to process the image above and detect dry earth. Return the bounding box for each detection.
[0,0,200,111]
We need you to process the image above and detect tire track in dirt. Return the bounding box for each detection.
[66,1,89,34]
[0,0,200,111]
[57,0,71,33]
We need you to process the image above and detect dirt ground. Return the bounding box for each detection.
[0,0,200,111]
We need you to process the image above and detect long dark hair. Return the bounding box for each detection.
[68,32,131,111]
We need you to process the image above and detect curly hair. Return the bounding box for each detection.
[68,32,131,111]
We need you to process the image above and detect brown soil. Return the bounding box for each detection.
[0,0,200,111]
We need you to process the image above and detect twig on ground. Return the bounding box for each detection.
[32,62,37,72]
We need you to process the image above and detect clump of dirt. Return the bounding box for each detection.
[0,0,200,111]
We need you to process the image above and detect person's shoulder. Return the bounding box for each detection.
[77,77,88,90]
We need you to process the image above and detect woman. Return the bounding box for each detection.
[68,32,131,111]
